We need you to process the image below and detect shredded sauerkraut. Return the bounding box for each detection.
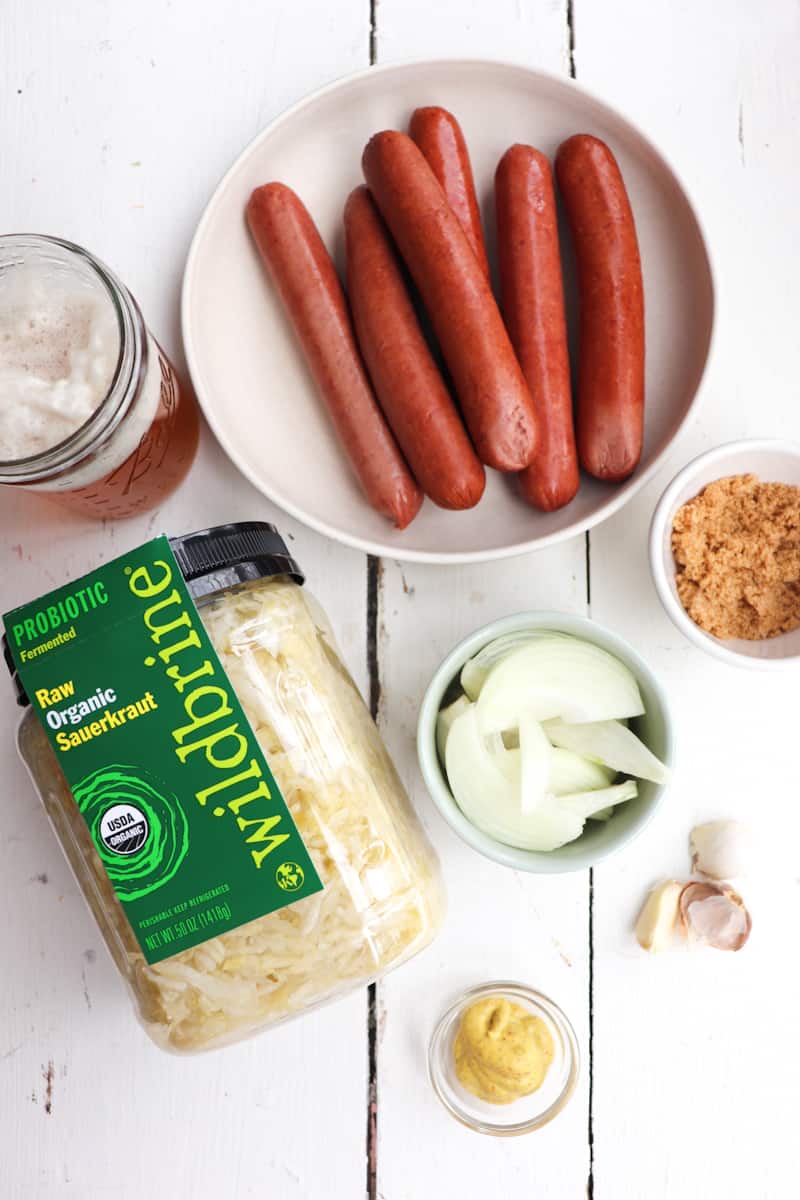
[20,578,444,1052]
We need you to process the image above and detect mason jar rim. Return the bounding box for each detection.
[0,233,144,483]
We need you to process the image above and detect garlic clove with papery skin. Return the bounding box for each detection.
[690,820,750,880]
[679,882,752,951]
[635,880,683,952]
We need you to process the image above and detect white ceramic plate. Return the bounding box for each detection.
[182,59,715,563]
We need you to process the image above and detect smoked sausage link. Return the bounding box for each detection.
[344,186,485,510]
[495,144,579,512]
[246,182,422,529]
[409,106,490,276]
[555,134,644,483]
[362,131,538,472]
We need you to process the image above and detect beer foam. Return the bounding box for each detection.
[0,262,120,461]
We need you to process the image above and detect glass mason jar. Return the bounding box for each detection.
[0,234,199,518]
[7,523,445,1053]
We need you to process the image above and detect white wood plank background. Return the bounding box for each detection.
[1,2,797,1198]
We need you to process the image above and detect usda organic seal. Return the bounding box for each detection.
[99,802,150,855]
[74,764,189,901]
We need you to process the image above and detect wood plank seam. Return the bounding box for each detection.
[366,15,381,1197]
[366,553,382,1200]
[370,0,378,65]
[566,4,596,1196]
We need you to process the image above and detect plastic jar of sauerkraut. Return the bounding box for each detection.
[5,523,444,1052]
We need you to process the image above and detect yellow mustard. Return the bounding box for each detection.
[454,995,554,1104]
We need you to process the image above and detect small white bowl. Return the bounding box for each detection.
[417,611,673,873]
[649,439,800,668]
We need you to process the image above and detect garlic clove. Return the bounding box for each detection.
[679,882,752,951]
[690,820,750,880]
[635,879,683,952]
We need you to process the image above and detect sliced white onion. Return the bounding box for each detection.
[518,711,552,815]
[507,802,585,852]
[435,694,471,765]
[437,631,660,854]
[445,705,580,850]
[445,704,521,831]
[588,806,614,822]
[544,718,669,784]
[559,779,638,820]
[484,732,520,781]
[460,631,553,700]
[477,637,644,734]
[548,747,615,795]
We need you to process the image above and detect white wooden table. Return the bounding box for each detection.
[2,3,798,1197]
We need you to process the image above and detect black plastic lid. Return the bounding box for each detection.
[3,637,24,708]
[169,521,304,600]
[4,522,303,707]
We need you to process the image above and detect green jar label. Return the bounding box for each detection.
[3,536,323,964]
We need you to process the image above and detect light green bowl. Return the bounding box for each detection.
[417,611,674,874]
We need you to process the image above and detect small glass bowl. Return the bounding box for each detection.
[428,982,579,1136]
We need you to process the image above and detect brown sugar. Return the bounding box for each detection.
[671,473,800,640]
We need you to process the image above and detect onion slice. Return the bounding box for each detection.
[509,803,585,852]
[444,704,581,851]
[544,718,669,785]
[548,747,615,795]
[477,637,644,734]
[518,712,552,815]
[460,632,549,700]
[559,779,638,819]
[436,694,471,765]
[485,732,520,781]
[445,704,521,831]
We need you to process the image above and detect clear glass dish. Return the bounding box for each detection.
[428,981,579,1135]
